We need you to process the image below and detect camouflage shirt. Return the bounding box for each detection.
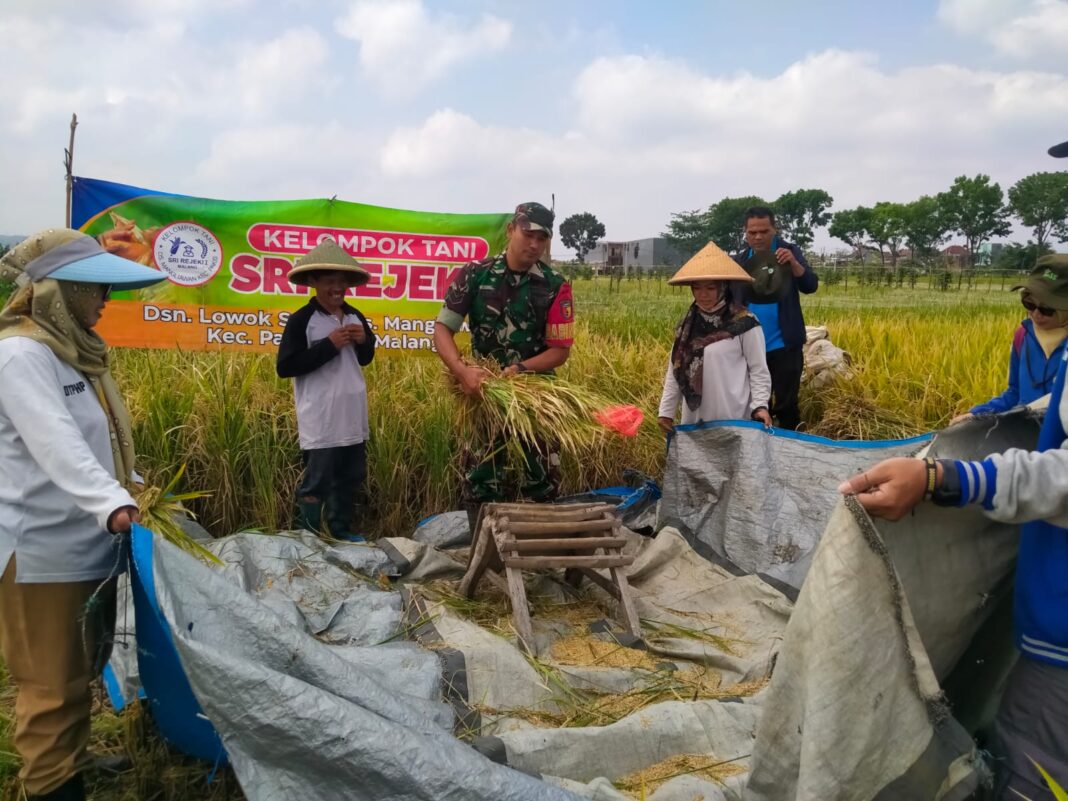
[436,254,575,368]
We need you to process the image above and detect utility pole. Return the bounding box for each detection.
[64,113,78,227]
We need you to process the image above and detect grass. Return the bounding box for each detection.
[0,277,1027,799]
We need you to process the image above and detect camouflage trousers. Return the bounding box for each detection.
[462,436,560,504]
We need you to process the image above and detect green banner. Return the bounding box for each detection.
[72,177,510,352]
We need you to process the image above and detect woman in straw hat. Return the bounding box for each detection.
[657,241,773,435]
[951,254,1068,425]
[0,228,167,801]
[277,237,375,542]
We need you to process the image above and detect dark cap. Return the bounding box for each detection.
[513,202,554,235]
[1011,253,1068,310]
[1050,140,1068,158]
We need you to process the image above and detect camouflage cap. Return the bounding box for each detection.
[1010,253,1068,310]
[513,202,555,235]
[1049,140,1068,158]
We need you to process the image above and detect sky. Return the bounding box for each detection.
[2,0,1067,254]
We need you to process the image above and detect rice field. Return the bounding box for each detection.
[0,275,1025,799]
[108,277,1021,540]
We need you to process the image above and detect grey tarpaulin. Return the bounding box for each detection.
[659,421,933,596]
[112,414,1038,800]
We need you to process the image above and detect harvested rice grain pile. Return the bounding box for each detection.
[616,753,747,798]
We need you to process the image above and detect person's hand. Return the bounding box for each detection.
[775,247,800,269]
[949,412,973,426]
[327,327,354,349]
[458,365,491,397]
[753,408,773,428]
[107,506,141,534]
[657,416,675,436]
[501,364,520,377]
[344,323,367,345]
[837,457,934,521]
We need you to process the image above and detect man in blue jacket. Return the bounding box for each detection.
[732,206,818,430]
[841,134,1068,801]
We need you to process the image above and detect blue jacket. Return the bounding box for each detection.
[970,318,1066,414]
[731,240,818,351]
[953,350,1068,668]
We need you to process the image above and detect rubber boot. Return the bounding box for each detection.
[31,774,86,801]
[326,488,365,543]
[296,499,323,535]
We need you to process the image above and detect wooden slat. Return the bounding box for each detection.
[501,555,633,569]
[508,519,614,536]
[576,566,620,598]
[505,565,534,652]
[503,537,628,553]
[612,566,642,638]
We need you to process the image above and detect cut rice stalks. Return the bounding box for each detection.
[134,464,222,566]
[448,359,633,471]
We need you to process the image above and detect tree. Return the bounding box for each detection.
[706,195,767,253]
[938,174,1012,268]
[662,209,710,260]
[829,206,874,262]
[901,195,950,262]
[773,188,834,249]
[865,202,909,267]
[1008,172,1068,250]
[995,241,1054,272]
[558,212,606,264]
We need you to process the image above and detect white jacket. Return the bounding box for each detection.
[658,327,772,424]
[0,337,135,582]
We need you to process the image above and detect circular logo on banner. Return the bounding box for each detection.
[152,222,223,286]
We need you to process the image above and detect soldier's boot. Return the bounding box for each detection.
[326,487,365,543]
[296,498,323,535]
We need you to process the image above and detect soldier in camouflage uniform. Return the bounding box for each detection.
[434,202,575,525]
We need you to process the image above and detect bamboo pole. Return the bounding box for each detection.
[64,113,78,228]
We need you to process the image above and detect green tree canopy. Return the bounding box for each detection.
[559,212,606,264]
[773,188,834,249]
[707,195,767,253]
[865,202,909,267]
[995,241,1054,272]
[901,195,949,261]
[1008,171,1068,249]
[829,206,874,261]
[662,209,710,260]
[938,174,1012,267]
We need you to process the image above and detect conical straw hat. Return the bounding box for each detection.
[668,241,753,285]
[288,237,370,287]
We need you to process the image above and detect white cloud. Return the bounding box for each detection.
[334,0,512,94]
[191,122,374,199]
[379,51,1068,247]
[939,0,1068,66]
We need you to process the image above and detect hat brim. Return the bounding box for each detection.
[1049,140,1068,158]
[1011,282,1068,311]
[288,263,370,287]
[516,220,552,234]
[48,251,167,290]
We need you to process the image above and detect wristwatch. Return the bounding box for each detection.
[931,459,962,506]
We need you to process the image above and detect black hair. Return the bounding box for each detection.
[743,206,777,227]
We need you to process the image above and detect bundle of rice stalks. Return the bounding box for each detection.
[134,465,223,566]
[449,360,643,471]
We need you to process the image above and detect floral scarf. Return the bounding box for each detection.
[670,294,759,411]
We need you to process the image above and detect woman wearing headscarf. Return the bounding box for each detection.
[0,229,165,801]
[658,241,773,435]
[951,254,1068,425]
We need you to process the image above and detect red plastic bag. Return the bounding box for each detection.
[594,404,644,437]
